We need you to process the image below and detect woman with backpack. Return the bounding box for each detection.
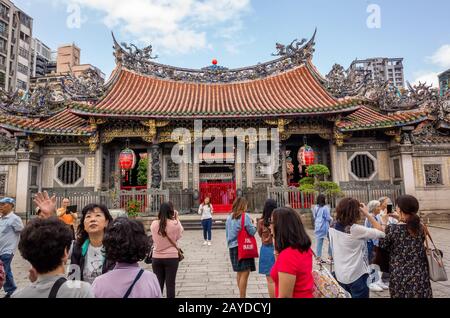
[312,195,333,265]
[198,197,214,246]
[226,197,257,298]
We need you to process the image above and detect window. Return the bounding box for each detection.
[57,160,82,185]
[350,153,376,180]
[17,62,28,75]
[0,21,6,34]
[16,79,26,90]
[424,165,443,186]
[393,159,401,179]
[18,47,29,58]
[0,72,5,88]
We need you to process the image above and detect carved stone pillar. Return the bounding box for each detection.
[150,143,162,189]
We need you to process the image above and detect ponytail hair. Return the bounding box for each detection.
[396,195,421,236]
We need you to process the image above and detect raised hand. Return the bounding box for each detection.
[33,191,56,219]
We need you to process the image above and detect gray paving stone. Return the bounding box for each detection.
[3,226,450,298]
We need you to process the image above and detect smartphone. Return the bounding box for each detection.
[387,204,393,214]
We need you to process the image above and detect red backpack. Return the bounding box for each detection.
[237,213,259,261]
[0,260,5,289]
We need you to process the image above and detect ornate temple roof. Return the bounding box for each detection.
[0,109,93,136]
[71,64,359,119]
[337,106,427,131]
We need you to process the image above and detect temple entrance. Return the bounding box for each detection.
[121,148,148,190]
[285,135,331,186]
[199,163,236,213]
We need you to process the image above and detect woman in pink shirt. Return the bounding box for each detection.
[270,207,314,298]
[150,202,184,298]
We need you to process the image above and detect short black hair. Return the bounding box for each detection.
[103,217,150,264]
[76,203,113,245]
[272,207,311,253]
[18,217,72,274]
[316,194,326,207]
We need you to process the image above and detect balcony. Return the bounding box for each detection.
[0,64,6,71]
[0,12,9,22]
[0,47,6,55]
[0,30,8,39]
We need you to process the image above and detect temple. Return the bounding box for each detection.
[1,31,449,219]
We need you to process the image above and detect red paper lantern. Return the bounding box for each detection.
[212,59,218,65]
[298,145,315,166]
[119,148,136,171]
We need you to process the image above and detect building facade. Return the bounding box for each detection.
[30,37,52,78]
[350,57,405,88]
[0,0,33,92]
[1,33,449,219]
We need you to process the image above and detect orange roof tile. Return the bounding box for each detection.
[338,106,427,131]
[0,109,92,135]
[71,65,359,119]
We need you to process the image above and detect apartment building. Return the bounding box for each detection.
[350,57,405,88]
[0,0,33,92]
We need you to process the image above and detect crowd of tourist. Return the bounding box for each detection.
[0,190,444,298]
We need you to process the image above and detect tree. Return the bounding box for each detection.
[298,164,342,197]
[137,157,148,186]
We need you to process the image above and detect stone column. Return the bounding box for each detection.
[15,150,33,213]
[329,142,339,184]
[246,142,254,189]
[150,143,162,189]
[94,144,103,191]
[281,143,287,187]
[399,145,416,196]
[147,147,152,190]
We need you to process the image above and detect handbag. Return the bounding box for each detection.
[166,235,184,262]
[144,246,153,264]
[0,260,5,289]
[237,213,259,261]
[312,251,351,298]
[372,245,390,273]
[424,225,448,282]
[144,235,154,264]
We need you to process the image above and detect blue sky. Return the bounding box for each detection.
[15,0,450,86]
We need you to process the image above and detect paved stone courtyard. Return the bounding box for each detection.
[3,225,450,298]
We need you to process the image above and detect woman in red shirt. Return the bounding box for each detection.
[270,207,314,298]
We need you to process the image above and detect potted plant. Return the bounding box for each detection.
[127,199,141,218]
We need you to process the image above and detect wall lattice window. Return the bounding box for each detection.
[57,160,82,185]
[350,154,376,179]
[0,173,6,195]
[424,164,443,186]
[393,159,401,179]
[165,157,180,180]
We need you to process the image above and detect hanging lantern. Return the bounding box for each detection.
[119,148,136,171]
[297,145,315,166]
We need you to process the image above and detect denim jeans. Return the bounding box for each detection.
[202,218,212,241]
[0,254,17,295]
[338,273,370,298]
[316,237,332,258]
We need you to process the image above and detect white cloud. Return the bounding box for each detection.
[412,71,439,88]
[63,0,251,54]
[427,44,450,69]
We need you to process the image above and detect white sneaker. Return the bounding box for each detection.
[203,241,208,245]
[369,283,383,292]
[377,281,389,290]
[207,241,212,246]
